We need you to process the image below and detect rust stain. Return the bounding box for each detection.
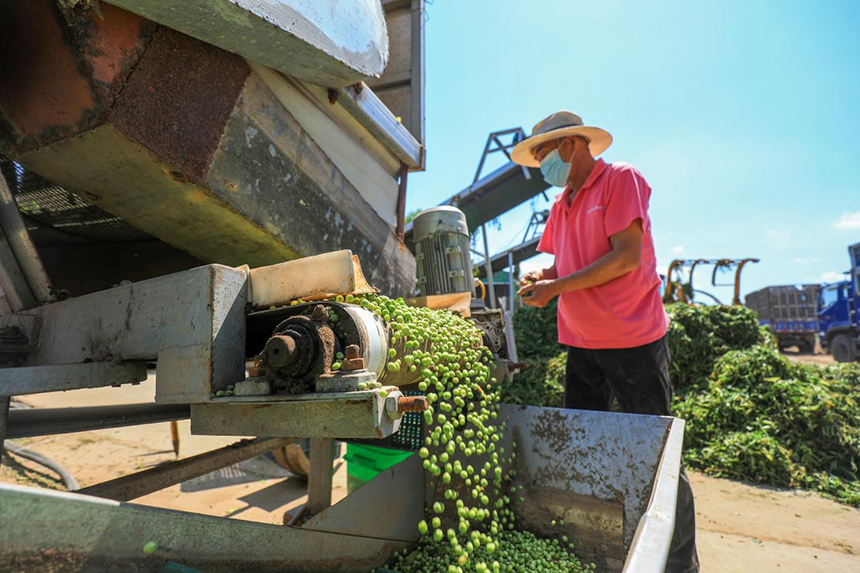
[0,0,101,150]
[69,3,156,105]
[110,27,250,185]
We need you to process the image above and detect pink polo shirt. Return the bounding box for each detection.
[537,159,668,349]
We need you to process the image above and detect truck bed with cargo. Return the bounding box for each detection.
[745,284,820,351]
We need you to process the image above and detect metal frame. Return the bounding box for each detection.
[5,264,247,403]
[0,481,407,572]
[190,389,405,440]
[470,128,531,309]
[5,403,189,439]
[372,0,426,154]
[77,438,292,501]
[0,251,410,555]
[663,258,760,305]
[622,418,685,573]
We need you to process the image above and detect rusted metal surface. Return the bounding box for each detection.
[265,334,299,368]
[342,343,366,371]
[2,4,417,297]
[110,26,250,184]
[396,395,428,413]
[262,313,336,394]
[0,0,102,152]
[67,3,155,105]
[77,437,292,501]
[0,482,406,572]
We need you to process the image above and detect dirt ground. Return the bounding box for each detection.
[3,379,859,572]
[781,348,837,366]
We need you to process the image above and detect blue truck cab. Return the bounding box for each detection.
[818,242,860,362]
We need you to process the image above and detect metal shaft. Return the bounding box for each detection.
[482,223,496,308]
[0,169,52,303]
[265,334,298,368]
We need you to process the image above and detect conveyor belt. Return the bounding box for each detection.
[405,162,548,241]
[475,236,542,278]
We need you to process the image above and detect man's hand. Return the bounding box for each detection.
[517,279,558,308]
[518,270,542,287]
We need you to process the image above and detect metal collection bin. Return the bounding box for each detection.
[0,405,683,572]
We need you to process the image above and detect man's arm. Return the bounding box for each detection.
[517,221,643,307]
[553,220,642,292]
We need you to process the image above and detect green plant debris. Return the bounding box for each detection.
[502,300,564,407]
[512,302,860,507]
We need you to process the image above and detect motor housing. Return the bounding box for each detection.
[412,206,472,296]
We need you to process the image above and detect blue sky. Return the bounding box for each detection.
[404,0,860,303]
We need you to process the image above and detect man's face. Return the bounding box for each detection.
[531,136,579,164]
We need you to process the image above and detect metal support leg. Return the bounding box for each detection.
[0,396,10,464]
[482,224,496,308]
[508,250,515,316]
[307,437,335,514]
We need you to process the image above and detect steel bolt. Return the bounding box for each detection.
[311,305,328,321]
[385,394,429,420]
[265,335,298,368]
[248,355,263,377]
[342,344,365,371]
[397,395,429,413]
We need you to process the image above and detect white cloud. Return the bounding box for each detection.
[793,257,820,264]
[834,211,860,230]
[670,245,684,254]
[765,229,791,246]
[818,271,845,283]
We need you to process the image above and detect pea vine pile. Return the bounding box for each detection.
[511,301,860,507]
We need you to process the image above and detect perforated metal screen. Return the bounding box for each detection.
[0,156,150,243]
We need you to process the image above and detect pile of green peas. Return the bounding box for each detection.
[323,294,592,573]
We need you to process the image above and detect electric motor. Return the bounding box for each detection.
[412,206,472,296]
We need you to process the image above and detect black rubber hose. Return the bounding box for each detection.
[4,440,80,491]
[6,400,81,491]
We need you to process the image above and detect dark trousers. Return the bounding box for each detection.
[564,335,700,573]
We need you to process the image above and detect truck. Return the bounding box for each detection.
[818,242,860,362]
[744,284,820,352]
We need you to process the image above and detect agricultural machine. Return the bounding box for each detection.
[0,1,686,571]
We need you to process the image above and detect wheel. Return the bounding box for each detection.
[271,443,310,479]
[830,333,857,363]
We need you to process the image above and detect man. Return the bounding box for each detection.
[511,111,699,573]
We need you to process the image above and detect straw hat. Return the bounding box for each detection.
[510,111,612,167]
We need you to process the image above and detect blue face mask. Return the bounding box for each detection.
[539,149,572,188]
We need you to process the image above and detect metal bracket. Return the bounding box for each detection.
[191,389,404,439]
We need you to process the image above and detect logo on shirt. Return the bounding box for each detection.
[586,205,606,214]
